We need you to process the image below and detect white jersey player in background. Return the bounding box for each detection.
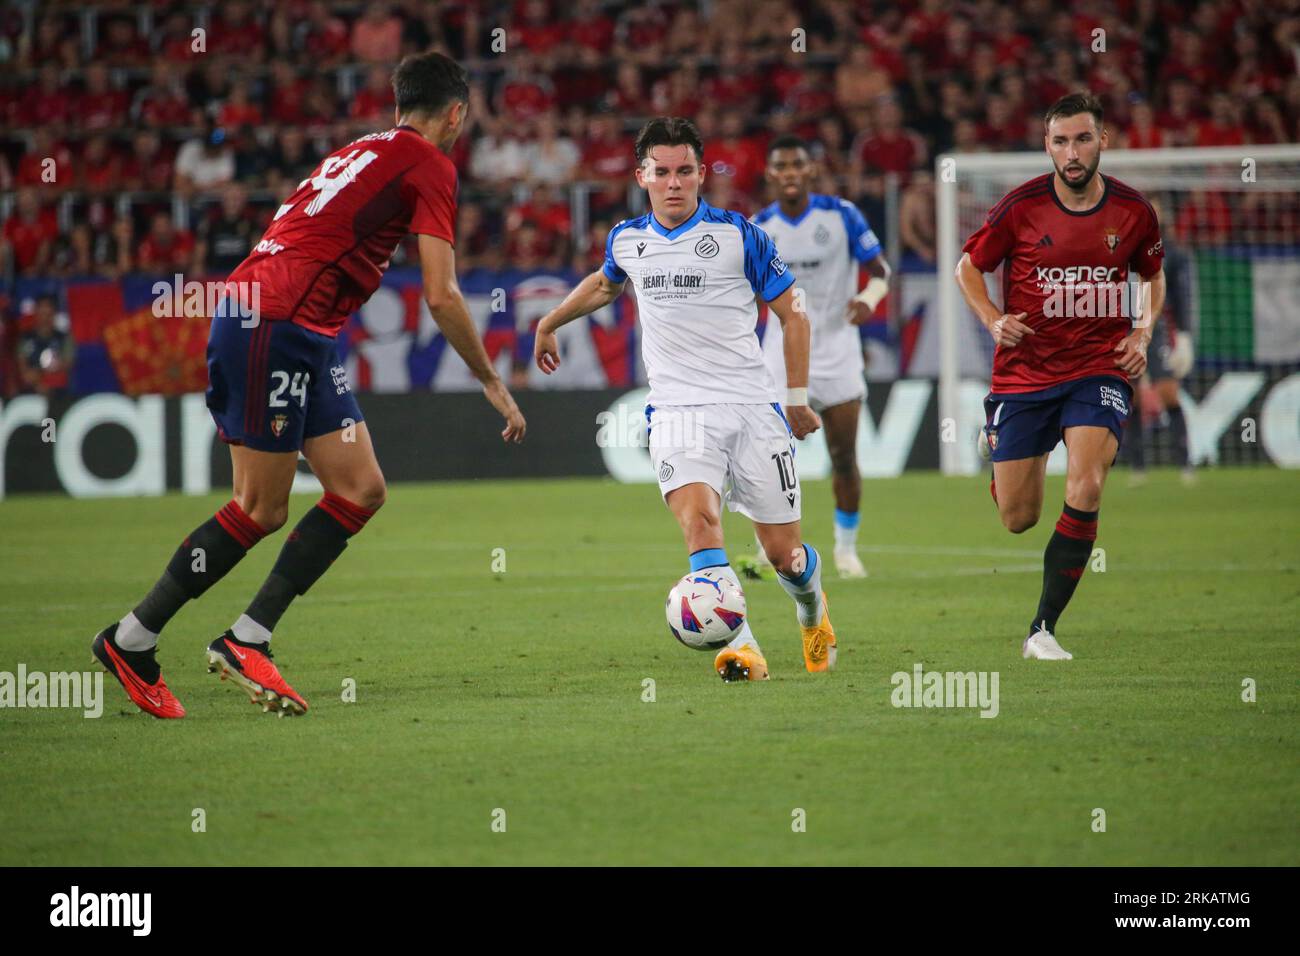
[746,135,891,580]
[533,117,839,682]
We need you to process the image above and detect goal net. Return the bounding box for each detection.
[934,144,1300,475]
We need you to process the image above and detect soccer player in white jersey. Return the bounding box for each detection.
[748,135,891,579]
[533,117,838,681]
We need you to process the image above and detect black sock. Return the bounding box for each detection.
[1128,421,1147,471]
[1167,405,1189,468]
[1031,503,1098,635]
[133,500,268,633]
[245,493,374,635]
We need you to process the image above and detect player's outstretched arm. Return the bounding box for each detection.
[767,284,821,440]
[418,234,526,443]
[955,252,1035,348]
[533,269,625,374]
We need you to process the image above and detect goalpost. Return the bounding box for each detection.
[934,144,1300,475]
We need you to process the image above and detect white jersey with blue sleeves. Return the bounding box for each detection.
[603,199,794,406]
[752,194,881,381]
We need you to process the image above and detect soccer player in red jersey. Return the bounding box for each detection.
[955,92,1166,661]
[93,52,526,718]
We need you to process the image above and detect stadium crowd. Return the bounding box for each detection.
[1,0,1298,394]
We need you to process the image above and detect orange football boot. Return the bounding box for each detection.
[801,592,838,673]
[714,643,770,682]
[92,624,186,719]
[206,632,308,717]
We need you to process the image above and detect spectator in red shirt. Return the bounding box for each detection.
[350,65,396,127]
[80,62,129,131]
[351,2,404,64]
[133,60,194,128]
[137,211,196,275]
[24,64,74,132]
[855,98,925,179]
[515,0,565,54]
[218,80,264,129]
[508,183,572,245]
[1195,92,1246,147]
[652,66,703,118]
[304,0,351,65]
[582,113,634,217]
[157,9,201,62]
[16,130,73,190]
[2,188,60,276]
[569,0,614,54]
[702,44,761,113]
[97,15,149,67]
[608,62,651,115]
[209,0,265,58]
[121,130,175,193]
[1123,100,1169,149]
[78,135,121,194]
[496,54,557,122]
[707,112,766,196]
[267,60,309,125]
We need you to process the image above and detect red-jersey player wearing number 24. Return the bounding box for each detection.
[93,53,527,718]
[956,92,1166,661]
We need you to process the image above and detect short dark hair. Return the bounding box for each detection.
[392,51,469,118]
[767,134,809,158]
[1044,91,1104,131]
[634,117,704,165]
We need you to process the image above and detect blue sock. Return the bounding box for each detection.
[689,547,728,572]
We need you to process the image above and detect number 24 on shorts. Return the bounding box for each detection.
[269,371,310,408]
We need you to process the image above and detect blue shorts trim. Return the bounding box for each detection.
[983,375,1131,462]
[206,313,363,452]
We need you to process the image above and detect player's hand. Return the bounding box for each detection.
[534,327,560,374]
[1113,331,1150,377]
[1168,333,1194,378]
[785,404,821,440]
[847,300,874,325]
[988,312,1035,347]
[483,377,526,443]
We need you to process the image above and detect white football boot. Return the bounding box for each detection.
[834,549,868,579]
[1022,624,1073,660]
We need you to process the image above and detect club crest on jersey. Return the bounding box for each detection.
[270,414,289,437]
[694,235,719,258]
[813,224,830,245]
[1103,228,1122,252]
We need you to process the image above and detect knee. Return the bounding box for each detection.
[1066,476,1104,512]
[352,479,387,514]
[828,445,858,480]
[1000,507,1038,534]
[764,541,804,575]
[238,496,288,534]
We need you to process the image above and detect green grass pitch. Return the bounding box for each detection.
[1,468,1296,865]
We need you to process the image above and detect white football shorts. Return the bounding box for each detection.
[646,403,801,525]
[762,320,866,411]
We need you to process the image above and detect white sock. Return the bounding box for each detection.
[833,510,859,552]
[833,522,858,553]
[713,564,763,655]
[777,544,824,627]
[230,613,272,645]
[115,612,159,651]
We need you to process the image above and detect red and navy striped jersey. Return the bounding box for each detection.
[963,172,1163,393]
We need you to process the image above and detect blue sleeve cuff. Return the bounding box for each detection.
[602,262,626,283]
[760,270,796,303]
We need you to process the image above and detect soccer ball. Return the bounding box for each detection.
[665,569,747,650]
